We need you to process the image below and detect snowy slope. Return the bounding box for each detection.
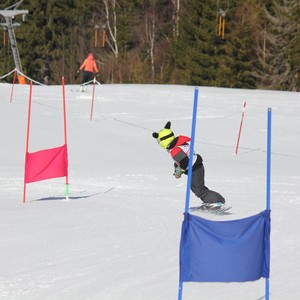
[0,82,299,300]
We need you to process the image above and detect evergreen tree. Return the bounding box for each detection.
[0,0,26,80]
[172,0,218,86]
[0,0,298,90]
[225,0,261,89]
[0,0,101,84]
[288,0,300,91]
[263,0,300,90]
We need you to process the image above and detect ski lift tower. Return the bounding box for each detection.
[0,0,28,83]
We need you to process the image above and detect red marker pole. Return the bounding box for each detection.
[235,101,246,155]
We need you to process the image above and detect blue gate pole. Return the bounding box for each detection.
[184,87,199,214]
[178,87,199,300]
[265,108,272,300]
[266,108,272,211]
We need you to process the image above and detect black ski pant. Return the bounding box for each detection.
[190,165,225,204]
[81,71,93,84]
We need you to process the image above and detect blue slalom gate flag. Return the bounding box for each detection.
[179,210,270,282]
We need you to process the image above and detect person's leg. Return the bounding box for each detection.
[81,71,92,84]
[80,71,93,91]
[191,166,208,200]
[191,166,225,204]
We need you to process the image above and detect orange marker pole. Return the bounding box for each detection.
[10,69,17,103]
[23,81,33,203]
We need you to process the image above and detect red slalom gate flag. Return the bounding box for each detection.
[25,144,68,183]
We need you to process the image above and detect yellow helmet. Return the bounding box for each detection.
[152,121,175,149]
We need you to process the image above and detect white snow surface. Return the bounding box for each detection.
[0,82,299,300]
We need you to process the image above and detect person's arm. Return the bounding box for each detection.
[171,147,189,170]
[171,147,189,178]
[79,59,87,71]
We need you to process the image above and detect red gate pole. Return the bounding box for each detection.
[23,81,33,203]
[61,77,69,200]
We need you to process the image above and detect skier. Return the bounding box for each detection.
[77,53,99,92]
[152,121,225,210]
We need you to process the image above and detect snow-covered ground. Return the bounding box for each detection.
[0,82,299,300]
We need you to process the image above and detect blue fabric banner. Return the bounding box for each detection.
[180,210,270,282]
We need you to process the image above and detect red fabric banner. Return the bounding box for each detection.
[25,144,68,183]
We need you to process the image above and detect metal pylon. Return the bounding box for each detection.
[0,1,28,72]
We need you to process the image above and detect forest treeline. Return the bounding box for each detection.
[0,0,299,91]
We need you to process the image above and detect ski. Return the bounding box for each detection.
[70,89,89,93]
[189,205,232,215]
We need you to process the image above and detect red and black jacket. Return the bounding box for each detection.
[167,135,203,174]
